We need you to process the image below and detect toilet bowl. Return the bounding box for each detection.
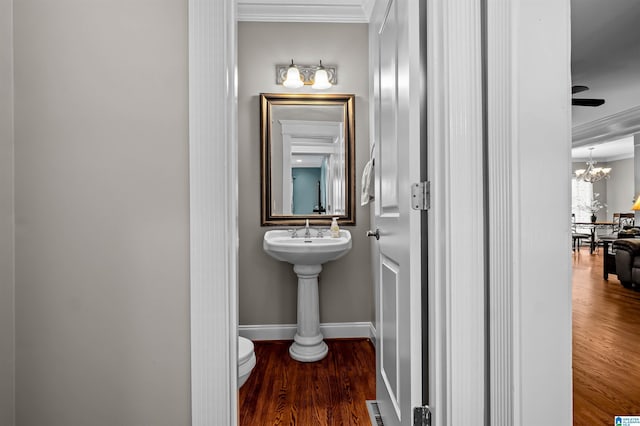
[238,336,256,388]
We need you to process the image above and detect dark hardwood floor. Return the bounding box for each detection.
[239,250,639,425]
[573,246,640,424]
[239,338,375,426]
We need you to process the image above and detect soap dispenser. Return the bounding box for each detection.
[330,217,340,238]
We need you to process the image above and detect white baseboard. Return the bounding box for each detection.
[239,321,376,344]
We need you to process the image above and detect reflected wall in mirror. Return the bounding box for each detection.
[260,93,355,225]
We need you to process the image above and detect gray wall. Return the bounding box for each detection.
[238,22,374,325]
[13,2,191,425]
[635,134,640,223]
[0,0,14,424]
[605,157,634,217]
[572,157,635,221]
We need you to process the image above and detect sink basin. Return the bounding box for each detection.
[263,229,352,265]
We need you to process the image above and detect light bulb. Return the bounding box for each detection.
[312,61,332,90]
[283,61,303,88]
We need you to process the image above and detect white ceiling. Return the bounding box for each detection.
[571,135,634,162]
[571,0,640,127]
[571,0,640,159]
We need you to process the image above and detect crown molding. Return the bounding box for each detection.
[572,105,640,147]
[602,152,634,162]
[237,0,374,23]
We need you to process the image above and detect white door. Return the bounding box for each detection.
[371,0,426,424]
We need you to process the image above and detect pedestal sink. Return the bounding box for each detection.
[263,228,352,362]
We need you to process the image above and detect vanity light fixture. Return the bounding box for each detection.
[276,60,337,89]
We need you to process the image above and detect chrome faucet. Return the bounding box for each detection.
[304,219,311,239]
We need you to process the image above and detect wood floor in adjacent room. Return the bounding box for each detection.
[573,246,640,425]
[239,250,640,426]
[239,338,375,426]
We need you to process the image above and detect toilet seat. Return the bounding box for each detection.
[238,336,254,365]
[238,336,256,388]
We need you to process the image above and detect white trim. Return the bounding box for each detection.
[239,321,377,342]
[188,0,238,425]
[572,105,640,147]
[237,0,375,23]
[487,0,573,424]
[486,0,515,423]
[427,0,485,424]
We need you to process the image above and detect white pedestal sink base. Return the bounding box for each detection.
[263,230,353,363]
[290,264,327,362]
[289,338,328,362]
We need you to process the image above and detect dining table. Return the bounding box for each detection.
[574,221,617,254]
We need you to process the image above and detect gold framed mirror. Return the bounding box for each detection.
[260,93,355,226]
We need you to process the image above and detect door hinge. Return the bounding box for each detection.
[411,181,431,210]
[413,405,432,426]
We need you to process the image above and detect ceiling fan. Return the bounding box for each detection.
[572,85,605,107]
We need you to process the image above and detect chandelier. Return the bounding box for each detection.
[575,147,611,183]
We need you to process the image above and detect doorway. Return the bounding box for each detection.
[236,18,375,424]
[187,0,574,424]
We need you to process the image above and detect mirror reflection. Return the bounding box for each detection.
[260,93,355,225]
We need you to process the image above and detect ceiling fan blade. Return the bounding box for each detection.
[572,98,605,107]
[572,85,590,94]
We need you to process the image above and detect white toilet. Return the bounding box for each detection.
[238,336,256,388]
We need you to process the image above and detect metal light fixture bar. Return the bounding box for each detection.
[276,63,338,86]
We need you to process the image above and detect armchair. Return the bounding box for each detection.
[613,238,640,289]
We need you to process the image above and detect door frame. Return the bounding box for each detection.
[425,0,487,423]
[187,0,573,425]
[484,1,573,424]
[188,1,238,425]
